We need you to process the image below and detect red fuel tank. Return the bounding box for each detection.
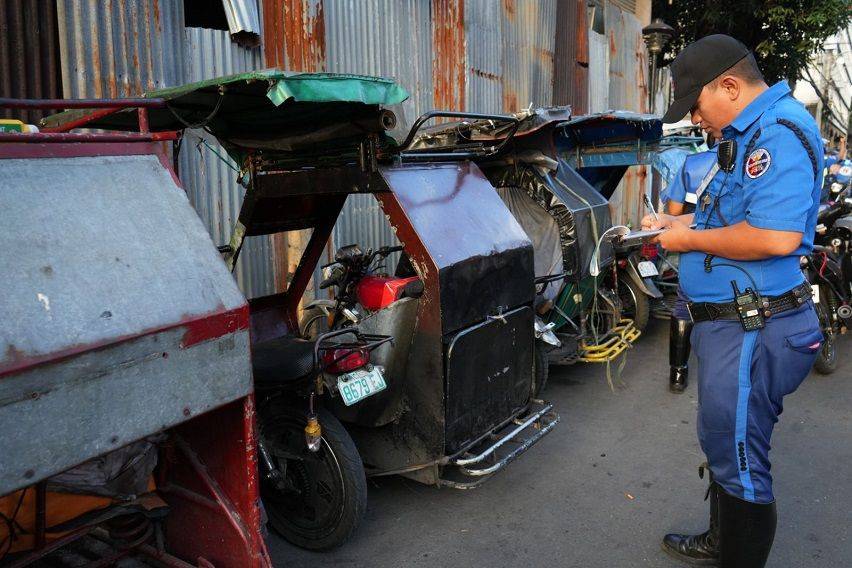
[356,275,420,311]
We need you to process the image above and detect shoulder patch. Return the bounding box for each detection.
[746,148,771,179]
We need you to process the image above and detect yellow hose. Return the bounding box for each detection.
[578,319,641,363]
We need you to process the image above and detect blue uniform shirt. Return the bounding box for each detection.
[679,81,824,303]
[663,148,718,206]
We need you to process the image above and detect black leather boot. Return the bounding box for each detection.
[669,317,693,393]
[661,482,720,565]
[718,489,777,568]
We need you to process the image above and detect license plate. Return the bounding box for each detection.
[812,284,820,303]
[337,367,387,406]
[637,260,659,278]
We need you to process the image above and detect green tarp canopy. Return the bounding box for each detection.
[41,70,410,162]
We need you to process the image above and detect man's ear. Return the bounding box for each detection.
[718,76,740,101]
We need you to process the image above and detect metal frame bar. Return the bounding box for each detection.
[0,97,177,141]
[0,131,179,143]
[0,97,167,109]
[452,402,558,470]
[397,110,521,161]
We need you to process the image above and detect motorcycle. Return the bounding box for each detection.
[304,244,555,397]
[254,327,392,550]
[823,159,851,202]
[802,189,852,374]
[302,244,422,333]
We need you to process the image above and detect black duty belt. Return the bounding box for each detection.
[687,283,812,323]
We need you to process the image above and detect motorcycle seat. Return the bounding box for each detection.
[251,336,316,385]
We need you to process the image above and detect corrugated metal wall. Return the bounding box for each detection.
[588,29,609,112]
[45,0,653,299]
[322,0,433,267]
[178,27,275,299]
[586,1,652,227]
[553,0,588,112]
[501,0,557,111]
[465,0,503,114]
[56,0,184,98]
[0,0,62,124]
[53,1,274,299]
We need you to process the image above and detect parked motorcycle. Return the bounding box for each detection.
[302,244,422,333]
[802,190,852,374]
[254,327,392,550]
[823,159,851,202]
[612,240,664,331]
[305,243,555,397]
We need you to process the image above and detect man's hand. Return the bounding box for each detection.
[654,221,694,252]
[641,212,677,231]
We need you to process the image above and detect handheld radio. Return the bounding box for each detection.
[731,280,765,331]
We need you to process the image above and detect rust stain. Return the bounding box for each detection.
[261,1,328,291]
[535,47,554,64]
[263,0,327,71]
[283,0,326,72]
[432,0,466,112]
[153,0,160,28]
[503,0,516,19]
[609,30,617,57]
[503,89,519,113]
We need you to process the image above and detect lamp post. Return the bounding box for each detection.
[642,19,675,114]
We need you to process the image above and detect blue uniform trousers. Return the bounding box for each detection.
[691,301,822,503]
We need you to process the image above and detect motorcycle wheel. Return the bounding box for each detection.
[260,405,367,550]
[617,274,650,332]
[813,292,838,375]
[531,340,550,398]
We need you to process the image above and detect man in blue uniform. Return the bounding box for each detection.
[644,35,824,567]
[661,148,717,393]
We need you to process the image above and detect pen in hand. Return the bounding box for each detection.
[643,194,660,222]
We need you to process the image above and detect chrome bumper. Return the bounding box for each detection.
[439,399,559,489]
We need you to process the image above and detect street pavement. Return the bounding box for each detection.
[268,319,852,567]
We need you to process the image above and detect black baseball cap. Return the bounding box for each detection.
[662,34,751,123]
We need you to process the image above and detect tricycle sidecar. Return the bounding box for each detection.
[405,108,664,368]
[0,98,270,567]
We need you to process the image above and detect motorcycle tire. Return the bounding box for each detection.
[618,273,650,332]
[531,340,550,398]
[260,405,367,551]
[814,336,838,375]
[813,293,838,375]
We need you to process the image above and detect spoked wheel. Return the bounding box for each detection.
[259,406,367,550]
[617,272,650,331]
[813,289,838,375]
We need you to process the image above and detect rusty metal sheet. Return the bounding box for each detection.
[501,0,557,111]
[464,0,503,114]
[262,0,328,293]
[262,0,326,71]
[56,0,185,98]
[553,0,588,112]
[432,0,466,112]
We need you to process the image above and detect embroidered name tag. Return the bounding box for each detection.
[746,148,771,179]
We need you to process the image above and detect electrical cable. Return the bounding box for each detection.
[165,89,225,130]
